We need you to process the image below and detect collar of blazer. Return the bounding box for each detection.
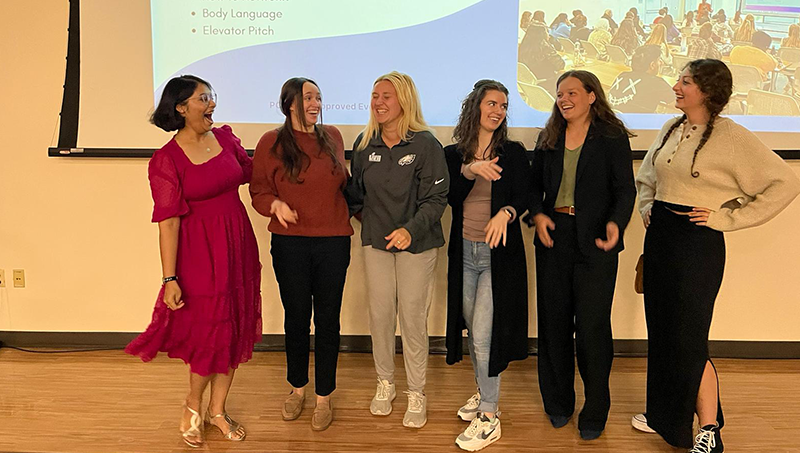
[548,120,604,185]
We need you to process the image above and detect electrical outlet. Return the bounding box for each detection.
[0,269,5,287]
[12,269,25,288]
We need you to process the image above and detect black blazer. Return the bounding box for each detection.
[444,140,530,377]
[529,120,636,256]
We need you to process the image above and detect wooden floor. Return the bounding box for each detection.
[1,350,799,453]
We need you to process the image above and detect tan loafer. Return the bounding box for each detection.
[282,392,305,421]
[311,399,333,431]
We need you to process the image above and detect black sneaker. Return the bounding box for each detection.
[689,424,724,453]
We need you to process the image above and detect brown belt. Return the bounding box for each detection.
[554,206,576,215]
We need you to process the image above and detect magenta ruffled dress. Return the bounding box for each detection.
[126,125,262,376]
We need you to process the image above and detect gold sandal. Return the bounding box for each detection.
[205,411,246,441]
[180,403,204,448]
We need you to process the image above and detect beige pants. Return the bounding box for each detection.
[363,246,437,393]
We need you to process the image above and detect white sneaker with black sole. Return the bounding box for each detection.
[456,413,501,451]
[457,391,481,421]
[631,413,656,433]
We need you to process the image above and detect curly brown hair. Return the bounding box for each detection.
[452,79,510,163]
[537,70,634,150]
[652,59,732,177]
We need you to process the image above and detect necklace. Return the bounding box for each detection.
[205,147,211,153]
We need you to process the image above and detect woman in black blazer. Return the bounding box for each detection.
[528,70,636,440]
[444,80,530,452]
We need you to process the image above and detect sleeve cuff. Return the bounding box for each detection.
[502,206,517,223]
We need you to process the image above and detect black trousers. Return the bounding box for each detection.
[534,213,619,432]
[270,234,351,397]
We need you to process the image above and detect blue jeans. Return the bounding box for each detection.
[462,238,500,413]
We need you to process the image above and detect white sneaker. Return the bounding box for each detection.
[631,413,656,433]
[402,390,427,428]
[456,413,501,451]
[457,391,481,421]
[370,378,396,416]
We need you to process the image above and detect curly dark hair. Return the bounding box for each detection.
[651,59,732,177]
[537,70,634,150]
[452,79,510,163]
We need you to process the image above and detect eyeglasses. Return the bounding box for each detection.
[186,92,217,104]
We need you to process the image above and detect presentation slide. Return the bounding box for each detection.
[148,0,800,135]
[744,0,800,14]
[76,0,800,149]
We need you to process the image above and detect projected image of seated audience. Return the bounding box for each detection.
[517,1,800,117]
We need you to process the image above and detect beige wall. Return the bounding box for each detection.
[1,1,799,340]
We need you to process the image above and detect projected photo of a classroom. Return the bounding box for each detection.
[516,0,800,117]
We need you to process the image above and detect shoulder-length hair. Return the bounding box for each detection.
[783,24,800,48]
[356,71,430,151]
[151,75,211,132]
[537,70,634,150]
[272,77,339,183]
[452,80,510,164]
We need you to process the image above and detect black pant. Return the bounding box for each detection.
[270,234,351,397]
[534,213,619,432]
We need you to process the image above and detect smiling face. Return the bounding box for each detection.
[290,81,321,130]
[556,76,595,124]
[478,89,508,134]
[371,80,403,129]
[673,68,708,114]
[177,83,216,133]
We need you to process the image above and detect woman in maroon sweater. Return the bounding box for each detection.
[250,77,353,431]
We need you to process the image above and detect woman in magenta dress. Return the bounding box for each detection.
[125,75,262,447]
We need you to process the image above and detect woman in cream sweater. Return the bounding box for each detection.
[633,59,800,453]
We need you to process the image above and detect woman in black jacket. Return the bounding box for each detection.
[444,80,530,452]
[529,70,636,441]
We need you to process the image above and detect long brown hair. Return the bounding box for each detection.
[651,59,732,177]
[537,70,634,150]
[272,77,339,183]
[452,80,510,164]
[644,24,672,58]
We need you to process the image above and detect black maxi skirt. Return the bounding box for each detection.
[643,200,726,449]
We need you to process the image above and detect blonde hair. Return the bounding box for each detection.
[733,14,756,42]
[356,71,430,151]
[645,23,672,57]
[734,17,754,42]
[782,24,800,48]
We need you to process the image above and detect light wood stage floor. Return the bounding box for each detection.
[1,349,799,452]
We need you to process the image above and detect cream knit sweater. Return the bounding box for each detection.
[636,116,800,232]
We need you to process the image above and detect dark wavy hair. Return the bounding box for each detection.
[151,75,211,132]
[537,70,634,150]
[272,77,339,184]
[651,59,732,177]
[452,80,511,163]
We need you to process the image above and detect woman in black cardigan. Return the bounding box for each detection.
[444,80,530,452]
[528,70,636,441]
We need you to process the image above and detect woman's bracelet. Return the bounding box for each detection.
[162,276,178,284]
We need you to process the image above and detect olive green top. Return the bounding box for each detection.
[554,144,583,208]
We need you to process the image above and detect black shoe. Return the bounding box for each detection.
[689,424,724,453]
[548,414,570,428]
[579,428,603,440]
